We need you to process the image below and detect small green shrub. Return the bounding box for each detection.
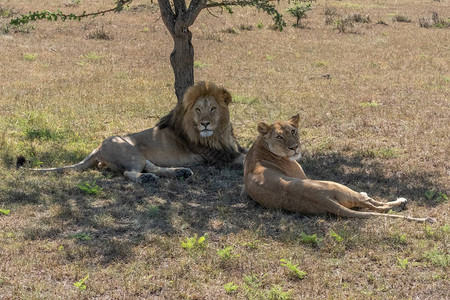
[64,0,82,7]
[239,24,253,31]
[287,1,312,27]
[348,13,371,23]
[334,17,354,33]
[181,234,207,252]
[267,285,292,300]
[323,6,337,17]
[87,27,112,40]
[224,27,239,34]
[300,232,322,246]
[392,14,411,23]
[329,229,343,243]
[217,246,239,262]
[78,181,103,196]
[73,275,89,290]
[280,259,307,279]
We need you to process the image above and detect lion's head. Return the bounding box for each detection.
[257,114,301,161]
[157,82,239,153]
[181,81,232,143]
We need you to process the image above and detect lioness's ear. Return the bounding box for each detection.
[288,114,300,128]
[221,88,232,105]
[257,122,271,136]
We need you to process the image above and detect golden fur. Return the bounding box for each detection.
[22,82,245,183]
[243,115,434,223]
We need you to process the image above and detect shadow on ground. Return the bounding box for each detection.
[2,152,446,264]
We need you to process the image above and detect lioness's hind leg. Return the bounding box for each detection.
[144,160,193,180]
[359,192,407,212]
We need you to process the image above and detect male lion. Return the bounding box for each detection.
[243,115,434,223]
[20,82,246,183]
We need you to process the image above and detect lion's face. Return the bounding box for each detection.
[258,114,301,161]
[191,95,222,138]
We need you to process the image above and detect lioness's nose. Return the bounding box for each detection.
[201,122,210,128]
[289,145,298,151]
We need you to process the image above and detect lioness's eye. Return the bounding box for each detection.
[211,107,216,112]
[195,108,201,113]
[276,135,283,140]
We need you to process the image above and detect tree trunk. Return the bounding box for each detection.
[158,0,205,103]
[171,27,194,103]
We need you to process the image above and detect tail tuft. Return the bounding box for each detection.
[16,155,27,169]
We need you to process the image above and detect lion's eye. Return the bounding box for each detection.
[195,108,201,113]
[276,135,283,140]
[291,130,296,135]
[211,107,216,112]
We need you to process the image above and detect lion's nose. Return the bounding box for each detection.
[201,122,210,128]
[289,145,298,151]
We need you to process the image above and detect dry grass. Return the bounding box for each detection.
[0,0,449,298]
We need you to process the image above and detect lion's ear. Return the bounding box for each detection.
[221,88,232,105]
[288,114,300,128]
[257,122,272,136]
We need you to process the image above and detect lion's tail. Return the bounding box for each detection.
[17,148,100,173]
[325,198,435,223]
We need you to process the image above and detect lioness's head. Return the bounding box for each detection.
[257,114,301,160]
[182,81,232,141]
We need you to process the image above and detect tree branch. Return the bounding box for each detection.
[184,0,207,27]
[9,0,133,25]
[173,0,187,16]
[158,0,176,36]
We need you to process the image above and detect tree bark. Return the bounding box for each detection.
[158,0,206,103]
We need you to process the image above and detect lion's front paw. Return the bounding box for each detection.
[175,168,193,180]
[139,173,160,184]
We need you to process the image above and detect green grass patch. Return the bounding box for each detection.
[329,229,343,243]
[194,60,208,68]
[267,285,292,300]
[0,208,10,215]
[83,52,103,61]
[23,53,38,61]
[224,282,238,294]
[78,181,103,196]
[71,232,92,241]
[300,232,322,246]
[217,245,239,262]
[360,101,379,108]
[233,94,260,104]
[424,249,449,267]
[147,205,160,218]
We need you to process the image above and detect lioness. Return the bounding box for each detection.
[243,115,434,223]
[20,82,246,183]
